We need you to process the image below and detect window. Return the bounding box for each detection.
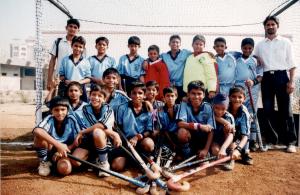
[21,47,26,51]
[2,73,7,76]
[24,68,35,76]
[13,73,18,76]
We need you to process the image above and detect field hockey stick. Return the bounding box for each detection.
[167,156,231,192]
[113,124,160,180]
[176,155,197,167]
[67,154,147,188]
[168,156,217,172]
[247,85,268,152]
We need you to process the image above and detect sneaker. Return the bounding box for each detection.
[38,161,52,176]
[242,153,253,165]
[249,140,259,152]
[223,160,235,171]
[96,160,110,177]
[287,145,297,153]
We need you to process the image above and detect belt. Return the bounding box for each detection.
[264,70,286,75]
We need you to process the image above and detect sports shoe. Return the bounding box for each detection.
[249,140,259,152]
[287,145,297,153]
[242,153,253,165]
[38,161,52,176]
[96,160,110,177]
[223,160,235,171]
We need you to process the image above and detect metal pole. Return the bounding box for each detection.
[47,0,73,19]
[272,0,299,17]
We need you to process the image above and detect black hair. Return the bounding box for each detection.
[241,38,254,47]
[66,81,82,93]
[95,36,109,45]
[169,34,181,42]
[67,18,80,28]
[214,37,226,45]
[71,36,86,46]
[49,96,69,110]
[102,67,120,79]
[128,36,141,46]
[163,86,178,96]
[90,84,107,98]
[187,80,206,93]
[146,80,159,91]
[148,45,160,54]
[263,15,279,27]
[130,81,146,93]
[229,85,246,97]
[193,34,206,44]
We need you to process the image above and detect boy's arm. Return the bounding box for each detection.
[79,78,91,84]
[139,75,145,83]
[44,78,59,103]
[203,55,217,96]
[199,131,213,158]
[47,55,56,90]
[219,133,234,157]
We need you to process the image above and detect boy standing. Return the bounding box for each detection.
[213,37,236,96]
[117,36,145,94]
[59,36,91,102]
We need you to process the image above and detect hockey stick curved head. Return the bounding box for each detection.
[136,184,150,194]
[167,179,190,192]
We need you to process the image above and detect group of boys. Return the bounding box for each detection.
[34,17,295,179]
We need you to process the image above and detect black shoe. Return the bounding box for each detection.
[249,140,259,152]
[242,153,253,165]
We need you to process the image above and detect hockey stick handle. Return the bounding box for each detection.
[67,154,147,188]
[169,156,218,172]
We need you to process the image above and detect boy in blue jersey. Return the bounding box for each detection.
[59,36,91,102]
[89,37,117,87]
[235,38,262,151]
[112,82,154,171]
[157,86,179,150]
[161,35,191,102]
[118,36,145,94]
[176,80,215,159]
[33,96,81,177]
[213,37,236,96]
[71,85,122,177]
[102,68,130,112]
[211,93,235,169]
[226,86,253,169]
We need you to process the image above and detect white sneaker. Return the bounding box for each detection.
[287,145,297,153]
[38,161,52,176]
[96,160,110,177]
[223,160,235,171]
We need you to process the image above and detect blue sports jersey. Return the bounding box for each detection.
[89,55,117,79]
[34,114,80,145]
[107,89,131,112]
[228,105,250,139]
[161,49,191,86]
[213,111,235,145]
[117,55,145,79]
[79,103,114,130]
[115,101,153,138]
[176,101,216,129]
[216,53,236,95]
[59,55,91,81]
[157,104,179,133]
[68,101,88,129]
[152,100,165,110]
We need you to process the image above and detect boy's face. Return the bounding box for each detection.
[213,42,227,55]
[103,74,118,89]
[192,40,205,53]
[68,85,82,101]
[241,44,253,58]
[169,38,181,51]
[131,87,145,104]
[96,41,108,55]
[90,91,106,108]
[188,89,205,107]
[148,50,159,61]
[66,24,79,37]
[128,44,139,55]
[51,106,68,122]
[72,42,84,56]
[229,91,245,109]
[145,86,158,101]
[164,92,177,107]
[213,104,227,118]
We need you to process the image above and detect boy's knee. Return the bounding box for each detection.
[140,137,154,153]
[177,128,191,144]
[211,144,220,156]
[93,128,107,146]
[111,157,126,172]
[34,136,48,148]
[57,158,72,176]
[70,148,89,167]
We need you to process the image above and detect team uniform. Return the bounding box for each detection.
[59,55,91,102]
[161,49,191,100]
[117,55,145,93]
[106,89,131,112]
[144,58,170,100]
[176,101,216,157]
[183,52,218,94]
[68,101,88,129]
[89,55,117,86]
[213,111,235,146]
[216,53,236,96]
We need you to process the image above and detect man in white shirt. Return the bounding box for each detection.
[254,16,297,153]
[47,18,80,90]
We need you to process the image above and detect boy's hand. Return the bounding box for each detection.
[64,80,71,85]
[218,148,227,159]
[129,136,138,147]
[198,149,208,159]
[74,131,83,147]
[231,149,241,160]
[224,123,235,134]
[245,79,254,87]
[111,132,122,148]
[142,60,149,71]
[208,91,216,99]
[200,124,213,133]
[56,142,70,158]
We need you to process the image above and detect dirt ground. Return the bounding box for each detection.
[1,103,300,195]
